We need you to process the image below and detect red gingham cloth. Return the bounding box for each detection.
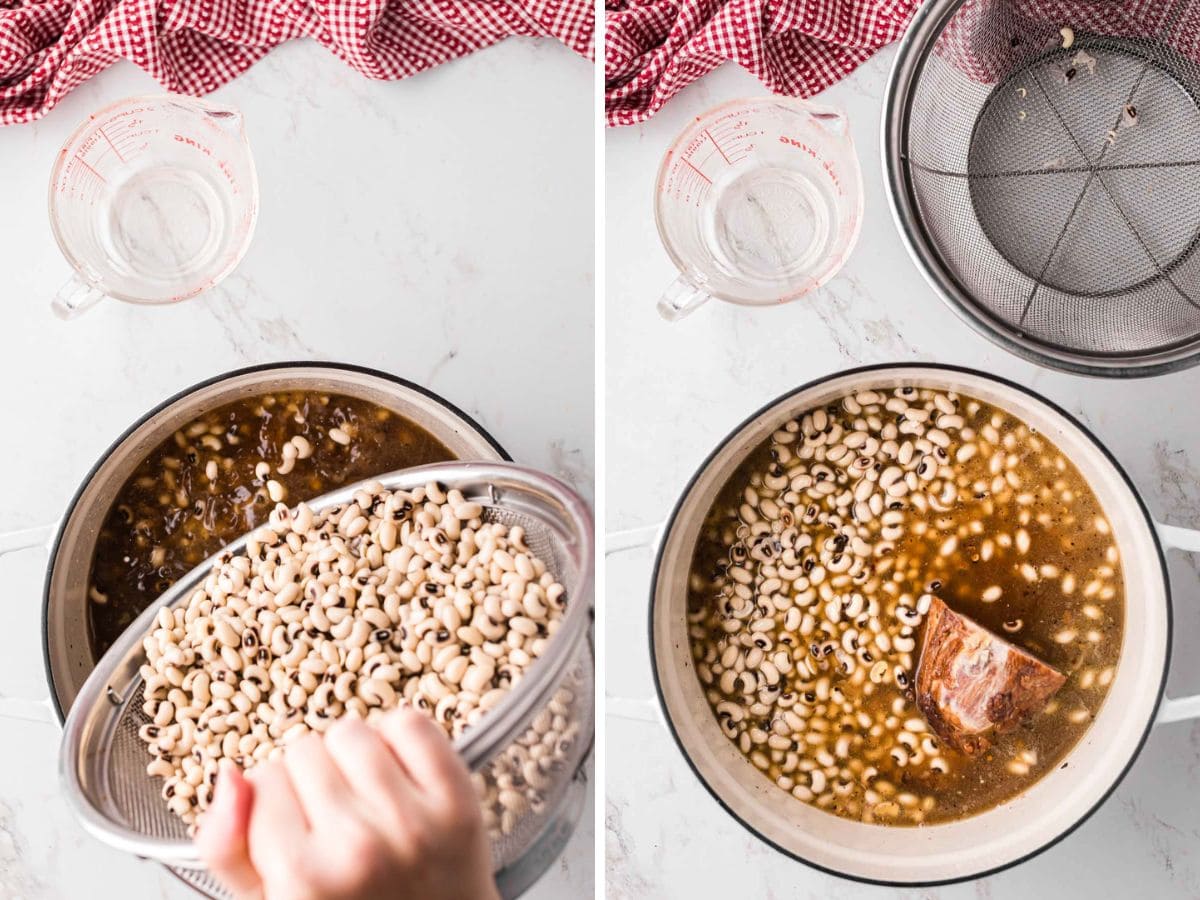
[936,0,1200,83]
[605,0,918,126]
[0,0,594,125]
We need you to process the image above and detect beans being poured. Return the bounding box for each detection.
[87,391,455,659]
[138,481,575,836]
[686,387,1122,825]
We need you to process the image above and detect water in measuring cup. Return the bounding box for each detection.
[94,158,236,289]
[700,164,837,287]
[50,98,257,315]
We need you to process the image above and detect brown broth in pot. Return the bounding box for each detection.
[686,387,1123,825]
[87,391,455,659]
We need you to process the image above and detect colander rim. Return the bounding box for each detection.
[57,458,592,867]
[880,0,1200,378]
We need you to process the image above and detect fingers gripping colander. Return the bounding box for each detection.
[59,461,594,872]
[885,0,1200,375]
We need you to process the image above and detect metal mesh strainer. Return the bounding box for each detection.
[884,0,1200,375]
[58,461,594,878]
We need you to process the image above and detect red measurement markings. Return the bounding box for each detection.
[681,157,712,184]
[703,129,732,165]
[73,155,107,184]
[779,134,819,159]
[97,126,126,163]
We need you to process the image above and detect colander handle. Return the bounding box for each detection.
[1155,521,1200,725]
[0,523,57,724]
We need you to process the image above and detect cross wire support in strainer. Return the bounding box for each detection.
[884,0,1200,376]
[59,461,594,872]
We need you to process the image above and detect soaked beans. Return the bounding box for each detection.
[88,392,454,658]
[138,481,575,835]
[687,387,1122,825]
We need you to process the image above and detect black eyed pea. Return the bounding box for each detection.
[357,607,391,633]
[415,642,435,667]
[509,647,533,669]
[297,672,321,696]
[326,619,352,643]
[333,671,357,703]
[167,686,190,711]
[456,625,485,648]
[343,696,369,719]
[305,709,335,733]
[434,694,458,725]
[373,664,401,684]
[431,644,459,673]
[281,642,309,670]
[357,678,396,707]
[310,682,336,710]
[153,701,176,728]
[480,688,508,711]
[460,664,491,694]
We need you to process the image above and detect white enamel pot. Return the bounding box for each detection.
[644,363,1200,886]
[0,362,600,899]
[0,363,507,724]
[0,363,571,898]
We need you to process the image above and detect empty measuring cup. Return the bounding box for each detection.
[48,95,258,319]
[654,97,863,321]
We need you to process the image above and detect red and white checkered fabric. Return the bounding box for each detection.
[0,0,594,125]
[934,0,1200,84]
[605,0,918,126]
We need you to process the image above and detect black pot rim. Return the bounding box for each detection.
[41,360,511,724]
[646,360,1171,888]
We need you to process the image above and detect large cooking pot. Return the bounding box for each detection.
[0,362,592,898]
[645,363,1200,885]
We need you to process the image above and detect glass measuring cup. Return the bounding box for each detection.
[48,95,258,319]
[653,97,863,321]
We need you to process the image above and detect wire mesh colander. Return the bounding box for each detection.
[884,0,1200,375]
[59,461,594,875]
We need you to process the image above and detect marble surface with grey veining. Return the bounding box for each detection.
[606,50,1200,899]
[0,37,593,899]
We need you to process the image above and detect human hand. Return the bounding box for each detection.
[196,706,499,900]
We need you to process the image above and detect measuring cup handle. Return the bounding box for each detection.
[52,274,105,320]
[658,276,711,322]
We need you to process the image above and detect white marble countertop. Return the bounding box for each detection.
[0,37,593,899]
[605,51,1200,898]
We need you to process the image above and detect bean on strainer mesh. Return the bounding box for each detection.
[886,0,1200,375]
